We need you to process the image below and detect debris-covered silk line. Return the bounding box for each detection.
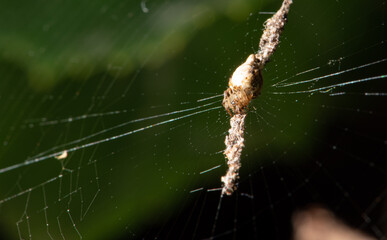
[221,0,293,196]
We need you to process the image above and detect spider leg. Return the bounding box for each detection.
[223,88,234,116]
[240,88,253,113]
[224,88,237,116]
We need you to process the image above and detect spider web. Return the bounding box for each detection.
[0,0,386,239]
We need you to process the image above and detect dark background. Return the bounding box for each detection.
[0,0,386,239]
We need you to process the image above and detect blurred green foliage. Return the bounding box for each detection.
[0,0,384,239]
[0,0,263,91]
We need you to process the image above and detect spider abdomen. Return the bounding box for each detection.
[222,54,263,115]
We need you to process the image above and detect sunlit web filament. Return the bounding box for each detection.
[0,105,221,174]
[269,74,386,95]
[272,58,386,88]
[32,99,221,159]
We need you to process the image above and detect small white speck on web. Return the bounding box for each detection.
[141,0,149,13]
[55,151,68,160]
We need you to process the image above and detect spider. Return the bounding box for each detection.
[222,54,263,116]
